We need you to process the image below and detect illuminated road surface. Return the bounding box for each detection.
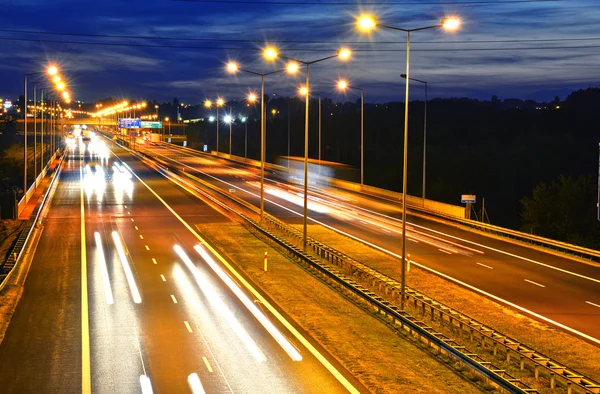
[0,139,366,393]
[138,141,600,342]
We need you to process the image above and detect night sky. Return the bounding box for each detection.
[0,0,598,104]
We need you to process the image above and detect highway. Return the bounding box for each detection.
[136,140,600,342]
[0,139,366,393]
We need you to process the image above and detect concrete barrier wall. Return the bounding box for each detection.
[17,151,59,218]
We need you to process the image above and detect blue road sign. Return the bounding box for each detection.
[118,118,142,129]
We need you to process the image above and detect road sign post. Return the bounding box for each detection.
[461,194,476,220]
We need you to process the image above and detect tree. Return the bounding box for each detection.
[0,117,18,152]
[521,174,600,248]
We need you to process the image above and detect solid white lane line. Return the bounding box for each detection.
[171,295,178,304]
[187,373,206,394]
[585,301,600,309]
[94,232,114,304]
[524,279,545,288]
[202,357,213,373]
[112,231,142,303]
[140,375,154,394]
[408,238,419,243]
[476,262,494,270]
[80,159,92,394]
[145,245,150,250]
[184,321,193,333]
[152,258,158,265]
[160,274,166,282]
[438,249,453,255]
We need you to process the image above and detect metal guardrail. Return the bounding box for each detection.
[155,142,600,265]
[128,147,536,393]
[263,217,600,394]
[1,153,64,283]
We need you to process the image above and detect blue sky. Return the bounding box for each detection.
[0,0,599,104]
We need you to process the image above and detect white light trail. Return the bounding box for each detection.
[112,231,142,303]
[140,375,154,394]
[94,232,114,305]
[187,373,206,394]
[174,245,266,362]
[194,244,303,362]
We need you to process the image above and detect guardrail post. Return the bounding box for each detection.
[534,364,539,380]
[550,373,555,389]
[264,251,268,272]
[520,356,524,371]
[506,351,511,363]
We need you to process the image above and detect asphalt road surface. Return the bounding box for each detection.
[137,141,600,343]
[0,139,367,394]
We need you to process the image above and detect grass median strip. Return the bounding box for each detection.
[299,224,600,384]
[196,222,484,394]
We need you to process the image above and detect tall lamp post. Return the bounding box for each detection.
[224,112,233,155]
[23,65,58,197]
[401,74,428,202]
[337,79,365,185]
[265,47,351,250]
[204,98,224,152]
[358,14,459,310]
[226,60,296,222]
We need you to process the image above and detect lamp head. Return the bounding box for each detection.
[247,93,257,102]
[47,66,58,75]
[264,47,278,60]
[338,48,352,60]
[204,99,212,108]
[357,15,377,32]
[286,62,299,74]
[337,79,348,90]
[299,86,308,96]
[226,62,239,73]
[216,98,225,106]
[442,17,460,31]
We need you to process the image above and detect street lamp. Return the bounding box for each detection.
[23,65,59,199]
[401,73,428,202]
[224,112,233,155]
[204,98,225,152]
[164,117,170,141]
[337,79,365,185]
[265,48,352,250]
[226,60,295,222]
[357,13,459,310]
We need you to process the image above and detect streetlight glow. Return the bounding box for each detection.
[226,62,239,73]
[47,66,58,75]
[442,17,460,31]
[299,86,308,96]
[216,98,225,106]
[338,48,352,60]
[247,93,257,102]
[357,15,377,32]
[62,91,70,99]
[164,117,170,121]
[337,79,348,90]
[204,99,212,108]
[286,62,299,74]
[264,47,278,60]
[56,82,66,91]
[52,76,61,83]
[224,115,232,123]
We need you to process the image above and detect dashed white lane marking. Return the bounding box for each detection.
[139,235,144,239]
[152,258,158,265]
[202,357,213,373]
[184,321,193,332]
[160,274,166,282]
[135,226,139,230]
[145,245,150,250]
[171,295,178,304]
[586,301,600,309]
[128,211,131,215]
[476,262,494,269]
[524,279,545,288]
[131,218,134,222]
